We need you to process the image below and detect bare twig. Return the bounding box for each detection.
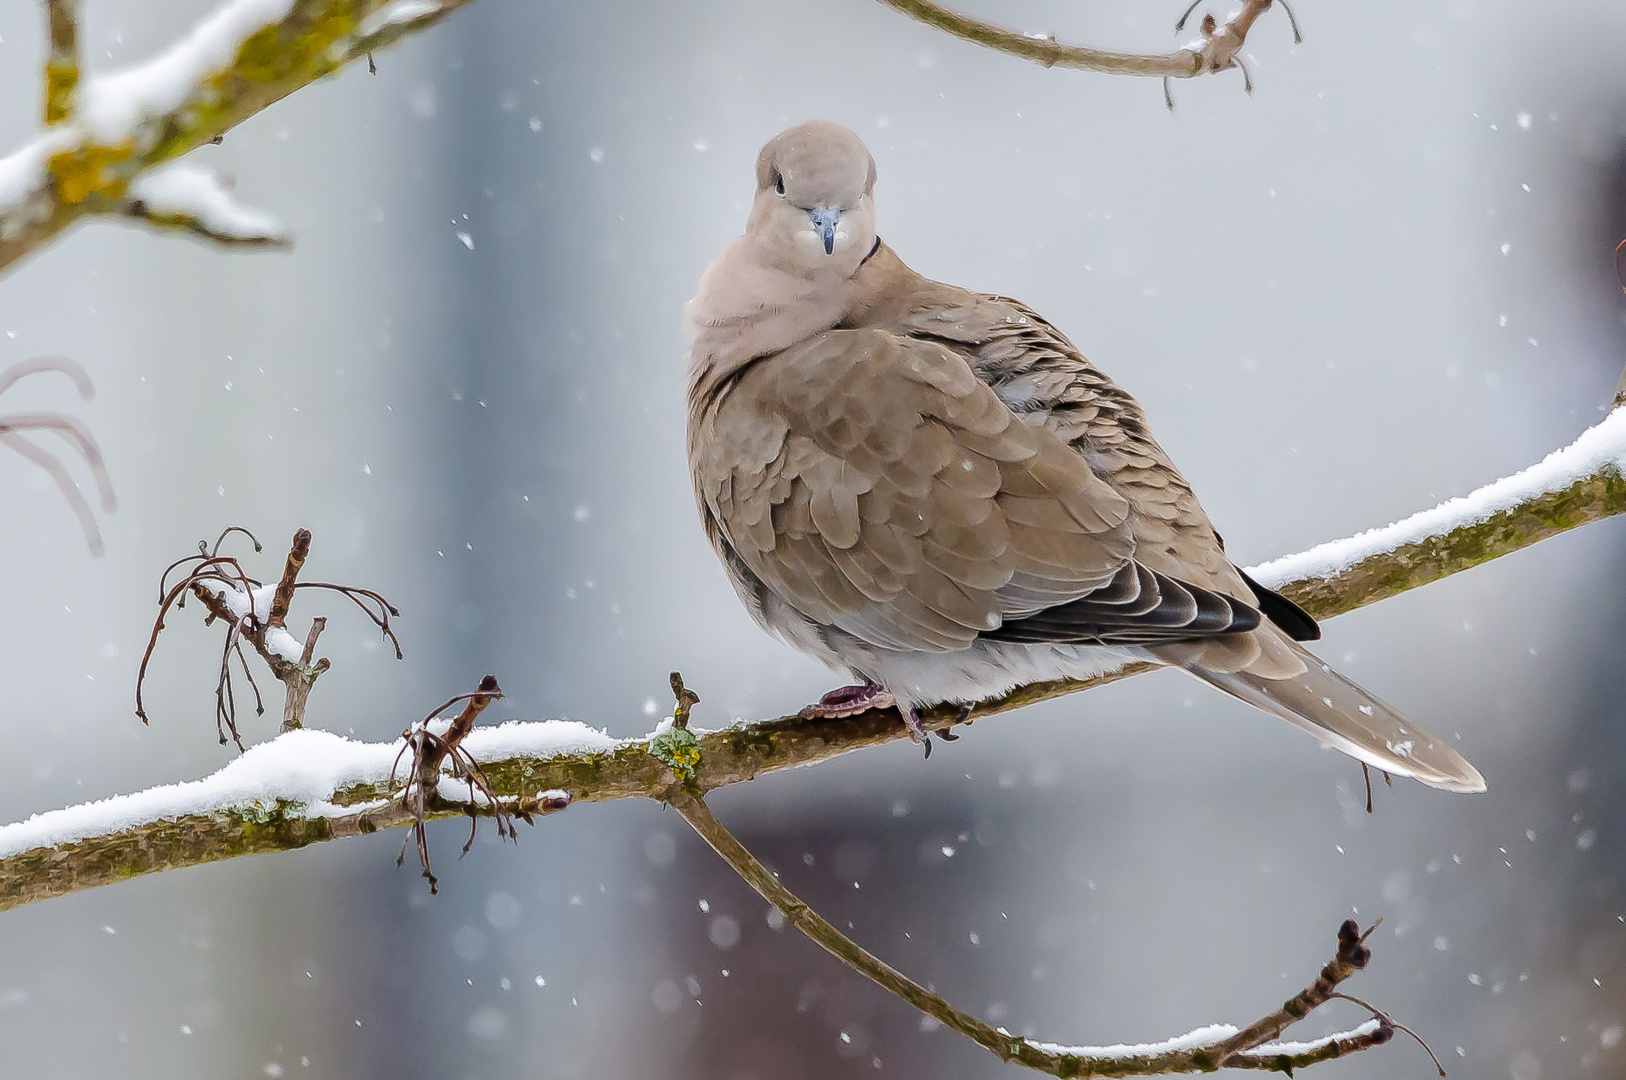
[0,356,114,555]
[670,671,700,729]
[873,0,1288,82]
[1329,993,1446,1076]
[137,528,400,738]
[391,675,548,893]
[668,789,1393,1075]
[1612,238,1626,409]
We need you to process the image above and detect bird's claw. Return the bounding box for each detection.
[909,702,973,759]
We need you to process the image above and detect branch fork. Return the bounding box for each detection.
[670,780,1411,1076]
[1,0,476,276]
[391,675,571,893]
[876,0,1298,102]
[135,526,403,746]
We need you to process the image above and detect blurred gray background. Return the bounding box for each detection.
[1,0,1625,1077]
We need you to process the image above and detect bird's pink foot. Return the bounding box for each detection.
[799,682,896,719]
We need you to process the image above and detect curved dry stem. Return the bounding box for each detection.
[667,791,1392,1076]
[0,413,115,509]
[0,429,103,555]
[873,0,1285,81]
[0,356,94,399]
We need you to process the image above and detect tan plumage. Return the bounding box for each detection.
[686,120,1484,793]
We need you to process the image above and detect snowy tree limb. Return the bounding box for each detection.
[4,406,1626,913]
[121,164,292,248]
[669,788,1399,1076]
[0,0,473,275]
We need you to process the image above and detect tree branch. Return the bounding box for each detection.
[3,404,1626,912]
[43,0,81,125]
[872,0,1289,82]
[668,789,1394,1076]
[1,0,473,276]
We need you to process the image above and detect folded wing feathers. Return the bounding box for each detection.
[985,562,1262,646]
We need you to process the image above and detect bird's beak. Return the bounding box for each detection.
[807,208,839,255]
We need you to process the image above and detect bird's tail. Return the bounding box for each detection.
[1153,627,1486,793]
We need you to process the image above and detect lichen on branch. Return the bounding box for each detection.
[0,0,474,274]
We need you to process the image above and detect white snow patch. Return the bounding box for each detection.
[1029,1023,1238,1059]
[78,0,298,140]
[1235,1018,1384,1058]
[0,720,623,857]
[358,0,442,37]
[0,728,393,856]
[1028,1019,1383,1063]
[130,165,287,241]
[455,719,620,763]
[1249,410,1626,587]
[0,129,76,218]
[194,579,304,663]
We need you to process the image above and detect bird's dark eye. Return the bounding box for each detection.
[774,172,785,196]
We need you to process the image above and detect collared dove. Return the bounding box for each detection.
[685,120,1484,793]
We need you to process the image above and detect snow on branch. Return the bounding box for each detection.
[1254,407,1626,618]
[123,164,290,247]
[3,406,1626,912]
[0,0,473,275]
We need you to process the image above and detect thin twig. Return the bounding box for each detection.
[0,356,114,554]
[1329,993,1446,1076]
[667,790,1392,1076]
[873,0,1284,82]
[138,530,399,736]
[392,675,522,893]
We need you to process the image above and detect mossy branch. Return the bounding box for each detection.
[1,0,474,275]
[4,406,1626,913]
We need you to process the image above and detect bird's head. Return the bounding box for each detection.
[746,120,878,274]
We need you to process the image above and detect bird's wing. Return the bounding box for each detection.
[895,288,1248,597]
[693,328,1260,651]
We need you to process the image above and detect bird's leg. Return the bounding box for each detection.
[799,681,895,720]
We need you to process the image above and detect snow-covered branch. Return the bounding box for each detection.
[122,164,291,248]
[0,0,473,275]
[5,404,1626,913]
